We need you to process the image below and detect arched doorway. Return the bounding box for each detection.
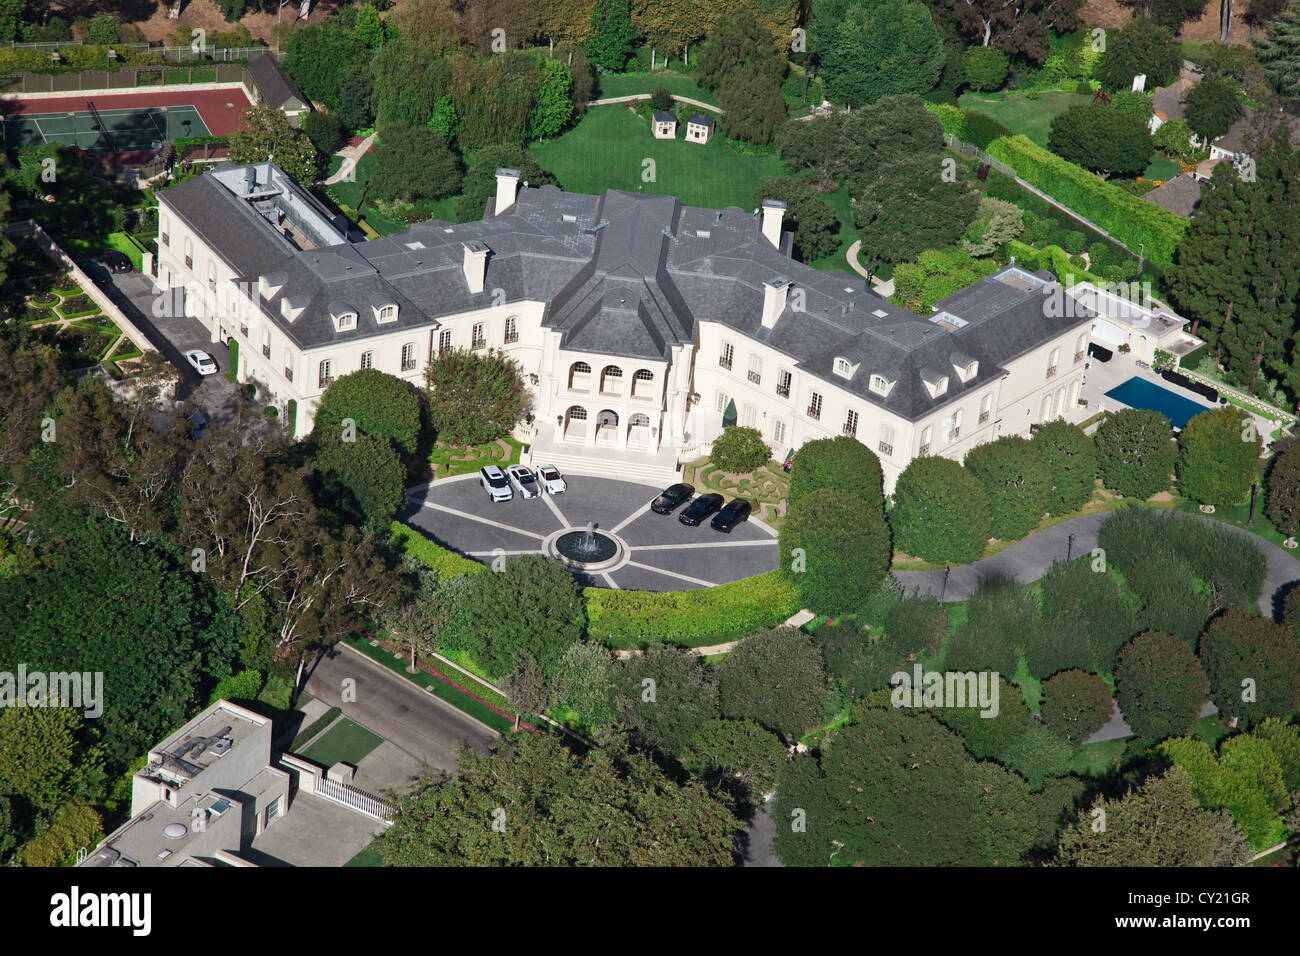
[600,365,623,395]
[628,412,651,447]
[632,368,655,400]
[596,409,618,445]
[563,405,588,441]
[568,361,592,392]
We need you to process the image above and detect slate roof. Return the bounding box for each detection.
[652,110,677,124]
[688,114,715,127]
[1150,79,1188,122]
[1142,173,1203,218]
[1213,107,1300,154]
[165,164,1093,422]
[248,52,308,111]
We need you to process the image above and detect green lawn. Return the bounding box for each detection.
[343,842,385,867]
[300,716,384,768]
[958,90,1093,147]
[594,71,716,105]
[321,151,408,238]
[530,105,783,211]
[1143,155,1183,181]
[1070,736,1129,776]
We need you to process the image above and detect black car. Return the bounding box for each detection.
[650,482,695,514]
[102,251,132,274]
[678,493,724,526]
[710,498,752,533]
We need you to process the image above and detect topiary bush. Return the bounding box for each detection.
[780,489,892,616]
[963,435,1051,541]
[891,456,992,564]
[1093,407,1177,499]
[314,367,423,456]
[710,425,771,473]
[1041,669,1113,743]
[788,435,884,509]
[1177,406,1261,508]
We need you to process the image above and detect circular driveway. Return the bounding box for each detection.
[398,473,779,591]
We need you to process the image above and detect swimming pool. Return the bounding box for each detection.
[1104,376,1213,429]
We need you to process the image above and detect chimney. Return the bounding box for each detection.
[760,198,786,248]
[761,277,790,329]
[463,241,489,294]
[494,168,520,216]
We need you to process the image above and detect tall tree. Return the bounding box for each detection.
[812,0,944,106]
[1198,609,1300,727]
[1183,70,1244,140]
[942,0,1084,64]
[715,627,829,739]
[585,0,638,72]
[228,104,321,184]
[1114,630,1210,739]
[1253,0,1300,95]
[1055,766,1250,865]
[380,735,740,865]
[1093,17,1182,91]
[1176,405,1262,507]
[1093,407,1177,499]
[1048,103,1154,178]
[695,10,788,91]
[964,436,1052,540]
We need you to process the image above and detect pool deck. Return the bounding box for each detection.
[1081,353,1275,439]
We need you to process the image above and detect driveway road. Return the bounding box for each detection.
[304,643,498,782]
[894,511,1300,621]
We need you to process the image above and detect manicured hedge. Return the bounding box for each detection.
[1006,239,1105,285]
[986,135,1186,267]
[389,521,486,580]
[585,570,800,646]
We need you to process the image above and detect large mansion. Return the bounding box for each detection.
[157,160,1107,489]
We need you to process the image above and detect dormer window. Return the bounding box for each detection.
[377,305,397,323]
[868,373,894,396]
[834,357,856,378]
[920,368,949,399]
[336,311,356,330]
[951,353,979,383]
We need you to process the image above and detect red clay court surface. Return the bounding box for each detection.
[2,87,253,138]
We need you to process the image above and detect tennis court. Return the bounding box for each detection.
[4,103,211,153]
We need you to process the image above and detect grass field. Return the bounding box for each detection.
[300,717,384,768]
[531,105,783,211]
[958,90,1093,147]
[343,842,385,867]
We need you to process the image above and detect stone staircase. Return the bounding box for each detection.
[523,441,683,486]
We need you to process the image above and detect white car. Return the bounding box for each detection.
[479,465,513,502]
[506,464,540,498]
[185,349,219,376]
[536,464,566,495]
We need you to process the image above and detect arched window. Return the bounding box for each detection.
[567,406,588,421]
[634,369,654,382]
[602,365,623,378]
[360,351,374,370]
[573,362,592,374]
[629,413,650,427]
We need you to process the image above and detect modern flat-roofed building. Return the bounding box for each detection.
[158,161,1103,490]
[79,701,289,868]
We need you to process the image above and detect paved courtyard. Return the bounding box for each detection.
[399,473,779,590]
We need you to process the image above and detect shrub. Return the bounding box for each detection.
[314,368,422,456]
[1048,103,1153,178]
[710,425,771,473]
[891,456,992,564]
[781,489,892,615]
[424,348,526,446]
[1061,230,1086,253]
[883,595,947,658]
[1002,724,1076,789]
[716,628,829,739]
[648,87,674,111]
[1094,18,1181,91]
[934,673,1030,760]
[986,135,1187,267]
[286,399,297,436]
[311,430,406,532]
[1041,669,1113,743]
[1038,556,1135,672]
[1265,441,1300,537]
[390,521,486,581]
[1199,610,1300,729]
[1115,631,1210,740]
[857,574,903,630]
[1094,407,1177,499]
[263,405,278,419]
[1177,406,1261,508]
[584,570,799,644]
[615,645,719,753]
[788,435,884,509]
[963,46,1009,91]
[302,110,343,154]
[1126,550,1213,646]
[963,436,1051,541]
[207,668,265,706]
[943,576,1037,675]
[1075,79,1093,94]
[1025,616,1097,681]
[1032,420,1097,514]
[958,109,1014,149]
[225,339,239,382]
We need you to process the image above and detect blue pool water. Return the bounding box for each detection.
[1104,376,1212,429]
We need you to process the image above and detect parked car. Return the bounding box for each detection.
[710,498,752,533]
[650,482,695,515]
[1087,342,1113,363]
[479,465,513,502]
[679,492,724,526]
[536,464,566,494]
[506,464,540,498]
[185,349,219,375]
[101,251,132,274]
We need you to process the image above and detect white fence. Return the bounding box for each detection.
[315,777,393,823]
